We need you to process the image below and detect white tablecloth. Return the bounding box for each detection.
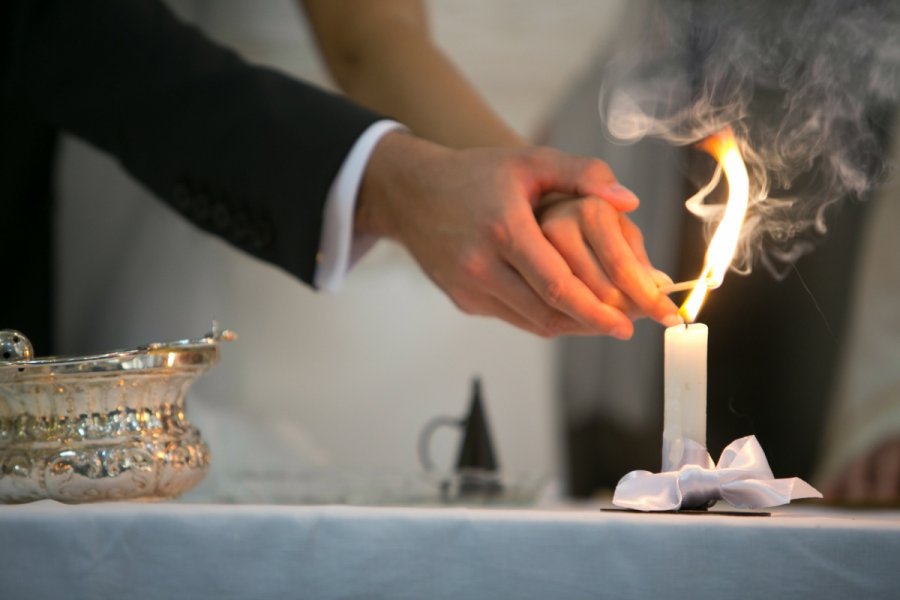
[1,501,898,600]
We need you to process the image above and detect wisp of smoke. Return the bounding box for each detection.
[599,0,900,277]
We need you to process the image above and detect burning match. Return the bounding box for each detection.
[658,280,700,295]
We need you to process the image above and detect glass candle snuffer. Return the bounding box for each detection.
[0,327,233,503]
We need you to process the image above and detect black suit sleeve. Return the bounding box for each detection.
[1,0,382,285]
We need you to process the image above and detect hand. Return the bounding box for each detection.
[355,131,680,338]
[538,196,681,324]
[822,437,900,504]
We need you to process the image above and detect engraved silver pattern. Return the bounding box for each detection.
[0,328,232,503]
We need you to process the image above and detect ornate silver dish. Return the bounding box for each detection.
[0,327,233,503]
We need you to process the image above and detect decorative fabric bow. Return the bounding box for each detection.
[613,435,822,511]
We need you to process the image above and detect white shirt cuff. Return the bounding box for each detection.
[313,119,405,293]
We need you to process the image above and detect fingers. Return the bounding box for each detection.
[448,251,601,338]
[650,269,675,289]
[873,440,900,502]
[450,268,596,338]
[500,215,634,339]
[824,439,900,504]
[538,197,679,325]
[618,213,652,268]
[619,214,679,300]
[523,148,640,212]
[542,212,638,315]
[842,457,869,503]
[582,202,680,325]
[457,293,558,338]
[487,263,597,337]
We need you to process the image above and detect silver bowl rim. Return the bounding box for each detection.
[0,331,233,379]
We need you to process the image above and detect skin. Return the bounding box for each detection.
[822,438,900,504]
[301,0,523,149]
[539,197,678,322]
[301,0,680,336]
[355,132,679,338]
[307,1,893,496]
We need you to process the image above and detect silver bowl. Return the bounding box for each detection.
[0,328,233,503]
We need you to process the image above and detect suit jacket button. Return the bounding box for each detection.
[172,182,191,212]
[250,221,274,249]
[193,193,211,223]
[211,202,230,231]
[231,211,251,242]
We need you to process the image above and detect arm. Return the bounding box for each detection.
[300,0,523,149]
[3,0,380,284]
[301,0,680,329]
[3,0,677,337]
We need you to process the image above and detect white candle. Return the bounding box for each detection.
[662,323,708,471]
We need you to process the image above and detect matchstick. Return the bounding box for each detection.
[658,279,700,295]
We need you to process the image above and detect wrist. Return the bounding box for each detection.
[354,130,450,240]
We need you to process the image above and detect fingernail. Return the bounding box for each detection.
[612,324,633,340]
[662,314,683,327]
[609,183,635,195]
[607,184,639,208]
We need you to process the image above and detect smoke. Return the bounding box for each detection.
[599,0,900,277]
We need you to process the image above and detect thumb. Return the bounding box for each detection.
[523,147,639,212]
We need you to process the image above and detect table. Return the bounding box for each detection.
[1,501,898,599]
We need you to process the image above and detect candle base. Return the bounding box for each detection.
[661,437,713,472]
[613,435,822,512]
[602,507,771,517]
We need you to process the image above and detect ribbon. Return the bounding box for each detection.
[612,435,822,511]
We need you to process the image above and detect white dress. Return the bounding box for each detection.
[815,118,900,485]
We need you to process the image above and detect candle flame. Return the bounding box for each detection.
[680,127,750,322]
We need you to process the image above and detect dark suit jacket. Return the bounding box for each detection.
[1,0,381,352]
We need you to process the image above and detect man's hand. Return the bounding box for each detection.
[355,131,680,338]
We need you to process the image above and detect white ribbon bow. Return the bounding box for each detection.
[612,435,822,511]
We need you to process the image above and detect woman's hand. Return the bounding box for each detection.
[539,195,680,325]
[822,438,900,504]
